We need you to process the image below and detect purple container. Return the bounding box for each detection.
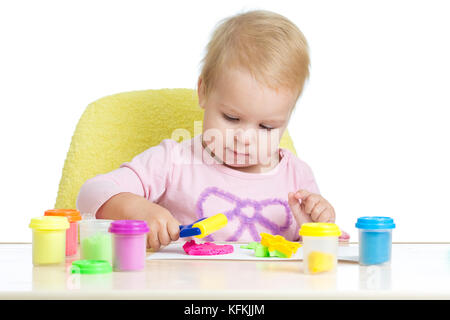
[109,220,149,271]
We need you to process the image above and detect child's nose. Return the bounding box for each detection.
[234,129,256,145]
[234,135,253,153]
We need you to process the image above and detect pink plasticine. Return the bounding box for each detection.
[66,222,78,256]
[183,240,234,256]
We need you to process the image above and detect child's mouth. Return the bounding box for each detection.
[229,148,249,157]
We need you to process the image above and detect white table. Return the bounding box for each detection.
[1,243,449,299]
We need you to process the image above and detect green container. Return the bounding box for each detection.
[79,219,113,263]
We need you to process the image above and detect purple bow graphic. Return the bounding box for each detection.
[196,186,293,241]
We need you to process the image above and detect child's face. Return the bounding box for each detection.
[198,68,297,173]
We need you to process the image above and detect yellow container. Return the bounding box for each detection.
[29,216,70,266]
[299,223,341,274]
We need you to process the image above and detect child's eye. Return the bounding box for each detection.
[223,113,273,130]
[260,124,273,131]
[223,114,239,122]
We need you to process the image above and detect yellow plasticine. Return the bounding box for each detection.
[307,251,335,274]
[193,213,228,238]
[32,230,67,265]
[260,233,301,257]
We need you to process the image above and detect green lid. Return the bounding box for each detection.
[71,260,112,274]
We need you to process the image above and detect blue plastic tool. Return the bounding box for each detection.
[179,217,207,237]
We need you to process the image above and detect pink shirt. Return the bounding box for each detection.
[76,134,320,242]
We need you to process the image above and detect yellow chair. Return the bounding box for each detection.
[54,88,298,209]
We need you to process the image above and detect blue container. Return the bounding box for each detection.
[355,217,395,265]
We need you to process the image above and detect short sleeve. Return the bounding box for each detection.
[76,138,176,217]
[119,138,176,202]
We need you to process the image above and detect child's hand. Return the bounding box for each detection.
[96,192,181,250]
[288,190,350,242]
[146,208,181,251]
[288,189,335,224]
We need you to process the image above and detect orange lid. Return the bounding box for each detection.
[44,209,82,223]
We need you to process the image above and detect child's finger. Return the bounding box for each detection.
[310,203,327,221]
[317,208,334,223]
[288,192,312,225]
[295,189,312,201]
[167,220,180,241]
[158,224,171,246]
[326,208,336,223]
[302,194,321,215]
[288,192,302,223]
[147,224,161,251]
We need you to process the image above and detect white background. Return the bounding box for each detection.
[1,0,449,242]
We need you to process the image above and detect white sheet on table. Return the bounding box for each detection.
[147,242,359,262]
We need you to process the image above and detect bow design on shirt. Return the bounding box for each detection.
[196,186,293,241]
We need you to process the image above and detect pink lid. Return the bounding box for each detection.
[108,220,149,235]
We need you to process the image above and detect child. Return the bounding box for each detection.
[76,10,350,250]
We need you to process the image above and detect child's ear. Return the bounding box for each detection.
[197,77,205,109]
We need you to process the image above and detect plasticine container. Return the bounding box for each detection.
[356,216,395,265]
[79,219,113,263]
[109,220,149,271]
[45,209,81,256]
[299,223,341,274]
[29,216,70,266]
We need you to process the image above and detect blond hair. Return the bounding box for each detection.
[198,10,310,104]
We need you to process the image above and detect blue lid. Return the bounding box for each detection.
[355,216,395,229]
